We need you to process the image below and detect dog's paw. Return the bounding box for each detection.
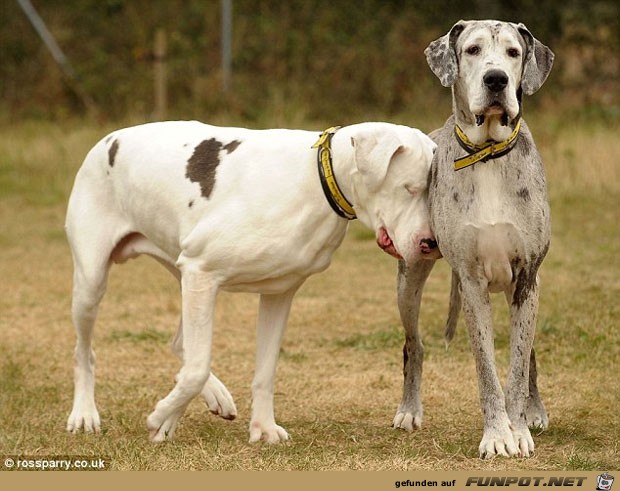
[201,374,237,420]
[248,420,290,444]
[67,402,101,434]
[479,425,520,459]
[392,410,422,432]
[512,425,535,458]
[525,396,549,431]
[147,407,184,442]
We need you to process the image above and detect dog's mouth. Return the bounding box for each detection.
[376,227,402,260]
[475,91,522,127]
[486,101,506,114]
[476,101,510,126]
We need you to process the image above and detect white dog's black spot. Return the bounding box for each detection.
[108,139,119,167]
[186,139,242,198]
[186,139,223,198]
[223,140,241,153]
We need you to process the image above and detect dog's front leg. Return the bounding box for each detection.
[460,278,518,459]
[504,275,540,457]
[249,287,299,443]
[501,291,548,432]
[147,266,219,442]
[171,319,238,420]
[393,258,435,431]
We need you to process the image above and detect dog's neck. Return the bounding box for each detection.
[316,129,358,221]
[326,129,377,229]
[452,89,521,146]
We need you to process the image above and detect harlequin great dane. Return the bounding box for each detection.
[393,20,554,458]
[65,121,439,443]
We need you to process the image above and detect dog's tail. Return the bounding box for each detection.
[444,270,461,348]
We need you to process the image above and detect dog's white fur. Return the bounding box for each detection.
[65,121,438,442]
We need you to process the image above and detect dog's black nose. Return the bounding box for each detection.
[420,238,437,250]
[483,69,509,92]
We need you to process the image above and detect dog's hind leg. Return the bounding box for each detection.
[525,347,548,430]
[444,269,462,346]
[393,258,435,431]
[65,203,127,433]
[66,253,110,434]
[249,286,299,443]
[65,152,137,434]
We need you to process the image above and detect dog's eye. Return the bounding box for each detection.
[465,45,480,56]
[507,47,520,58]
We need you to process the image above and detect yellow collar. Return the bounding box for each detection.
[312,126,357,220]
[454,118,522,171]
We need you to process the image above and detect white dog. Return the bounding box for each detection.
[65,121,439,443]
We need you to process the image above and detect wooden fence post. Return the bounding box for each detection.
[154,28,167,121]
[221,0,232,92]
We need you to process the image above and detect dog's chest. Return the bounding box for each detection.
[435,154,508,222]
[430,129,550,263]
[433,134,544,223]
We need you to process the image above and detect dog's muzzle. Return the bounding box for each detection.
[476,69,512,126]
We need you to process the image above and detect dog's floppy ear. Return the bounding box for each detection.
[516,23,555,95]
[425,20,467,87]
[351,129,404,190]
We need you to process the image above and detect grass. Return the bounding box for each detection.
[0,114,618,471]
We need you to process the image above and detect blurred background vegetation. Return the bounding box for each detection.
[1,0,618,125]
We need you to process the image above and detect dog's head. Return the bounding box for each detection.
[425,20,554,137]
[347,123,440,263]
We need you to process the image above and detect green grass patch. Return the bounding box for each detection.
[333,325,403,351]
[108,328,170,344]
[564,451,607,471]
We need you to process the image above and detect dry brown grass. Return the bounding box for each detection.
[0,116,618,471]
